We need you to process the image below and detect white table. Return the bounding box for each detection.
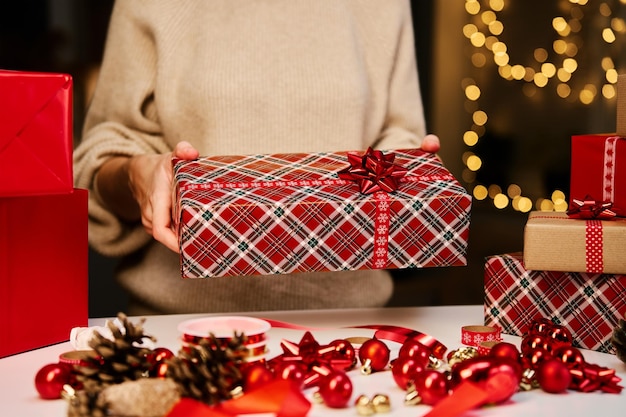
[1,305,625,416]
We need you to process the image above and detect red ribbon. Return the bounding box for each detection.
[352,324,447,360]
[566,195,615,273]
[569,363,623,393]
[262,319,448,359]
[181,333,266,346]
[337,147,408,194]
[337,148,409,267]
[423,381,490,417]
[567,195,616,220]
[166,380,311,417]
[460,325,502,348]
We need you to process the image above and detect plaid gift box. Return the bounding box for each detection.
[484,253,626,353]
[523,211,626,275]
[173,148,471,278]
[0,70,73,197]
[1,189,88,358]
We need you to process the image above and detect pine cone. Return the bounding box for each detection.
[166,332,248,405]
[610,317,626,363]
[66,378,181,417]
[65,380,108,417]
[74,312,157,389]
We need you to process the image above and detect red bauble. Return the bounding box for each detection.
[489,342,521,363]
[149,347,175,363]
[35,363,73,399]
[358,338,390,374]
[317,370,353,408]
[528,318,553,335]
[273,361,308,389]
[521,334,552,355]
[449,356,521,404]
[413,369,449,406]
[328,339,357,371]
[242,362,274,392]
[522,347,552,371]
[537,359,571,394]
[391,356,424,390]
[147,347,174,378]
[552,345,585,370]
[398,336,431,367]
[547,326,572,349]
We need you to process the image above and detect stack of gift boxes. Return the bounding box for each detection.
[0,70,88,358]
[484,75,626,354]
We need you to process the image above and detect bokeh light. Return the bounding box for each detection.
[461,0,622,212]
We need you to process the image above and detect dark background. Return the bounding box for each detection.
[2,1,619,317]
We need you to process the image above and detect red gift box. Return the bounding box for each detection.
[0,70,73,197]
[484,253,626,353]
[0,189,88,358]
[173,149,471,278]
[570,134,626,217]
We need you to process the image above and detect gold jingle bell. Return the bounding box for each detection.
[355,394,375,416]
[371,393,391,413]
[447,346,478,367]
[404,381,422,406]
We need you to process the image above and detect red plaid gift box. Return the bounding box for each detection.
[173,148,471,278]
[0,70,73,197]
[484,253,626,353]
[570,134,626,217]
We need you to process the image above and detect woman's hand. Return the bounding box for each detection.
[128,141,199,252]
[420,134,440,153]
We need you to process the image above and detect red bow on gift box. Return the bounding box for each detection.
[567,195,616,220]
[338,148,408,194]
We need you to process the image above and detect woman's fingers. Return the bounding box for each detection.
[421,134,441,153]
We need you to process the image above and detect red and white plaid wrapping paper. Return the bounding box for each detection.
[173,149,471,278]
[570,134,626,217]
[484,253,626,353]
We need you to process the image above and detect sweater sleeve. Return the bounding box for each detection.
[73,0,170,257]
[373,0,427,151]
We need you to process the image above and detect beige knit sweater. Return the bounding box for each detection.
[74,0,428,314]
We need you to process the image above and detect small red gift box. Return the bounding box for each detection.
[570,134,626,217]
[173,148,471,278]
[523,211,626,274]
[0,189,88,358]
[0,70,73,197]
[484,253,626,353]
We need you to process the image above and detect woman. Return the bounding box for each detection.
[74,0,441,315]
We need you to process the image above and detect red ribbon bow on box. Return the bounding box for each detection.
[567,195,616,220]
[338,148,408,194]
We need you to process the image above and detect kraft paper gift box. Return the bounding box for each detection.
[173,148,472,278]
[523,211,626,275]
[569,134,626,217]
[0,189,88,358]
[484,253,626,353]
[0,70,73,197]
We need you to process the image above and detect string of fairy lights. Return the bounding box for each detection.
[461,0,626,212]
